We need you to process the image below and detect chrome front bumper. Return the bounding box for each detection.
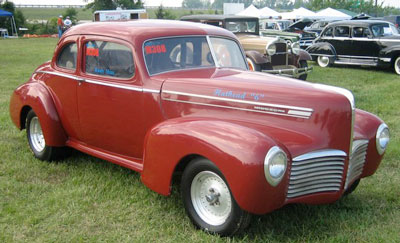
[262,65,313,78]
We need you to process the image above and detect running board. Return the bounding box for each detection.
[66,139,144,173]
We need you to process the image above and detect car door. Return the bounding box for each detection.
[76,37,145,159]
[43,36,82,140]
[351,26,380,64]
[332,25,352,58]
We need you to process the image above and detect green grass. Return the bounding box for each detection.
[0,38,399,242]
[18,7,93,21]
[18,7,219,21]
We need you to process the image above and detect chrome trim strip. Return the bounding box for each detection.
[163,90,313,112]
[163,98,311,119]
[36,71,159,94]
[321,36,400,42]
[334,61,377,66]
[337,55,377,59]
[379,58,391,62]
[293,149,347,162]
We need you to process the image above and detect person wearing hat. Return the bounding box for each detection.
[64,16,72,31]
[57,15,64,38]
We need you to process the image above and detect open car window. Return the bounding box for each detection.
[144,36,247,75]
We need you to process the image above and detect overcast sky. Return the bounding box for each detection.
[8,0,400,8]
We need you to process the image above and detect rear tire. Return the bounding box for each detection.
[394,56,400,75]
[317,55,332,68]
[298,60,308,80]
[26,110,69,161]
[181,158,251,236]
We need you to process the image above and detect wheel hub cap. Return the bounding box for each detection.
[191,171,232,226]
[29,116,45,152]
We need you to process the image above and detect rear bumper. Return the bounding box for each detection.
[262,65,313,78]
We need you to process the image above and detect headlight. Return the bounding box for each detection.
[376,123,390,155]
[266,43,276,56]
[291,42,300,55]
[264,146,287,187]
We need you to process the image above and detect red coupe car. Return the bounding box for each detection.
[9,20,389,235]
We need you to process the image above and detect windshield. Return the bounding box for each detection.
[371,23,400,37]
[225,19,257,34]
[143,36,247,75]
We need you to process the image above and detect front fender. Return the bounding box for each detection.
[245,50,270,65]
[298,49,312,61]
[306,42,337,57]
[141,118,289,214]
[9,82,67,147]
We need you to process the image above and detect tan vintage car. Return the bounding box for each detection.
[181,15,313,80]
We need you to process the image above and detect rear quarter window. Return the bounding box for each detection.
[56,43,77,70]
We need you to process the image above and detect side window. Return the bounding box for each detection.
[335,26,350,37]
[322,27,333,37]
[56,43,77,70]
[85,40,134,79]
[353,27,371,38]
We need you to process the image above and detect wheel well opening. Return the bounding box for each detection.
[391,52,400,66]
[20,106,32,130]
[172,154,205,185]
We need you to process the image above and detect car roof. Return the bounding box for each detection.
[180,14,258,21]
[327,19,394,27]
[64,19,237,42]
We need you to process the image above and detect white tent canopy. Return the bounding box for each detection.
[280,7,321,20]
[316,8,351,20]
[259,7,280,18]
[236,4,261,17]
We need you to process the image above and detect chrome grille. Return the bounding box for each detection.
[287,150,346,199]
[271,42,288,66]
[345,140,369,190]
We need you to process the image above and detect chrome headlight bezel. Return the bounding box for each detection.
[264,146,287,187]
[376,123,390,155]
[266,43,276,56]
[291,42,301,55]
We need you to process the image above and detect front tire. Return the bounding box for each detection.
[394,56,400,75]
[26,110,68,161]
[298,60,308,80]
[317,55,332,68]
[181,158,251,236]
[247,57,261,71]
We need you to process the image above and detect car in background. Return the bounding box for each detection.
[383,15,400,29]
[306,20,400,75]
[304,20,337,35]
[9,19,390,236]
[259,18,300,44]
[181,15,312,80]
[260,18,317,49]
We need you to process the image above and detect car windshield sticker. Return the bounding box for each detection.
[94,68,115,76]
[145,44,166,54]
[86,48,99,57]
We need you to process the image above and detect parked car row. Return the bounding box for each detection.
[10,19,390,236]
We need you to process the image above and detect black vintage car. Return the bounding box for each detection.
[181,15,313,80]
[307,20,400,75]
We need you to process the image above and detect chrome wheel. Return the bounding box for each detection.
[191,171,232,226]
[29,116,45,153]
[394,56,400,75]
[317,56,331,68]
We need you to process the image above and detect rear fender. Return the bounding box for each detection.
[245,50,270,65]
[141,118,289,214]
[9,82,67,146]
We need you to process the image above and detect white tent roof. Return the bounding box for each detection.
[280,7,321,20]
[236,4,261,17]
[316,8,351,20]
[259,7,280,18]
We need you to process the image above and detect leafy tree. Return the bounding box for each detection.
[0,1,26,35]
[182,0,211,9]
[85,0,144,12]
[155,5,175,19]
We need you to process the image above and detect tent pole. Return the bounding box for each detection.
[11,15,18,37]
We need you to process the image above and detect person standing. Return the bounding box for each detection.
[64,16,72,31]
[57,15,64,38]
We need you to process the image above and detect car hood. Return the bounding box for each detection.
[157,68,354,156]
[287,19,313,31]
[236,34,284,53]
